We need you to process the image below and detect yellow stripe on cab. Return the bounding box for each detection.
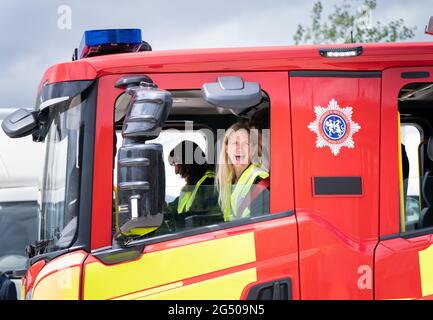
[84,232,256,300]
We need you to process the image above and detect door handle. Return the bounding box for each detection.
[246,278,292,300]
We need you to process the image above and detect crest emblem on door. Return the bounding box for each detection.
[308,99,361,156]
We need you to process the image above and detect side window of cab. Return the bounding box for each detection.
[400,123,422,231]
[112,77,271,242]
[398,82,433,233]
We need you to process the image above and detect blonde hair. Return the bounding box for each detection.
[216,122,251,212]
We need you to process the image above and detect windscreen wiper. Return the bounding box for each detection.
[25,239,54,258]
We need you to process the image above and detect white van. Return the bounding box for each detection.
[0,108,43,274]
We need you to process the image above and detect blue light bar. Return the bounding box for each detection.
[77,29,143,60]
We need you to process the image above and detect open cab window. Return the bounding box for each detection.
[398,82,433,232]
[112,78,271,244]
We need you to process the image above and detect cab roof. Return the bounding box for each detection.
[39,42,433,89]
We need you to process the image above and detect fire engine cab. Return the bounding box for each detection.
[3,25,433,300]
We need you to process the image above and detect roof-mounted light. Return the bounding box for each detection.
[319,46,363,58]
[73,29,152,60]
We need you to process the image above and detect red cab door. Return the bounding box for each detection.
[375,66,433,300]
[290,71,381,299]
[82,71,300,300]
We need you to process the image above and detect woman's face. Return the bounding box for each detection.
[227,129,250,167]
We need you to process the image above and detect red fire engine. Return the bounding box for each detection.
[3,24,433,299]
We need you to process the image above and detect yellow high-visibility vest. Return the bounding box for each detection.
[224,164,269,221]
[177,170,215,214]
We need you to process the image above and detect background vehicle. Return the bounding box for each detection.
[0,109,43,298]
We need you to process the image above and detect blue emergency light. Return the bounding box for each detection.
[73,29,151,60]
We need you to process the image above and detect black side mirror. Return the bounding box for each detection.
[2,96,71,141]
[1,109,37,138]
[116,79,172,238]
[117,143,165,236]
[121,81,171,140]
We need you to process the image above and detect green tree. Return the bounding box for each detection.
[293,0,416,44]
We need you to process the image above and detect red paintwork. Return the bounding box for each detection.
[38,42,433,89]
[38,59,97,92]
[90,76,119,250]
[25,260,45,297]
[253,216,299,299]
[290,76,381,299]
[375,67,433,300]
[89,71,298,299]
[375,238,424,299]
[27,250,88,299]
[84,216,299,300]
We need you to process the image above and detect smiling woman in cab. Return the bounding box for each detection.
[216,122,270,222]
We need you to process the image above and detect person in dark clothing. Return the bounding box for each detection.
[401,143,410,221]
[401,143,409,192]
[162,141,221,232]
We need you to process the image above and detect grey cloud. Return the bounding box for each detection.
[0,0,431,108]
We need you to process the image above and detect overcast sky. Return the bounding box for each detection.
[0,0,431,108]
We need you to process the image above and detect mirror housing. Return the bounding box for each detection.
[1,96,72,141]
[116,79,172,238]
[122,81,172,140]
[201,76,262,115]
[117,143,165,236]
[1,109,37,138]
